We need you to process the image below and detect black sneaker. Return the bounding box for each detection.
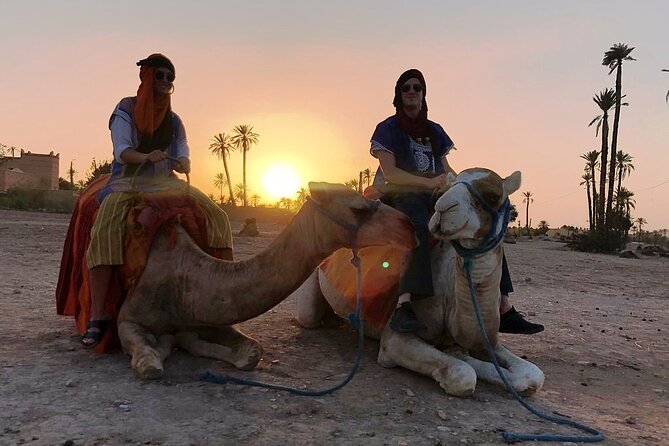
[389,302,427,333]
[499,306,544,334]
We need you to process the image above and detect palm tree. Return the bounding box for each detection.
[296,187,309,206]
[580,150,599,228]
[209,133,236,206]
[361,168,373,189]
[344,179,359,191]
[614,187,635,219]
[522,191,533,235]
[68,160,77,189]
[580,171,594,230]
[589,88,616,230]
[233,183,246,205]
[615,151,634,212]
[250,193,261,207]
[213,173,227,205]
[230,125,260,207]
[537,220,549,235]
[602,44,635,228]
[634,217,647,242]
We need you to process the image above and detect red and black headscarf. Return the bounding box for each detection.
[393,68,439,155]
[134,53,175,142]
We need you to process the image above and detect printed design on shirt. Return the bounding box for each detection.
[410,137,433,173]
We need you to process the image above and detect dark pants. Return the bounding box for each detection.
[383,191,515,300]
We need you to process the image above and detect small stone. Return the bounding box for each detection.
[118,404,130,412]
[457,411,468,416]
[437,426,450,432]
[624,416,636,425]
[437,409,449,420]
[65,379,76,387]
[524,277,532,283]
[404,388,415,397]
[271,359,280,364]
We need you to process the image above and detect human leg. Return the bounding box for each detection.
[186,185,234,260]
[498,253,544,334]
[384,191,433,333]
[83,192,134,346]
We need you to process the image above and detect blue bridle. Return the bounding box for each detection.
[448,181,512,258]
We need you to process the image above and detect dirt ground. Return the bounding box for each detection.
[0,209,667,446]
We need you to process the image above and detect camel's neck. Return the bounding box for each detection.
[188,204,346,324]
[448,244,504,349]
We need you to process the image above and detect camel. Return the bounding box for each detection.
[117,182,415,379]
[293,168,545,397]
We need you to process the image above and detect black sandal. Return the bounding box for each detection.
[82,320,111,348]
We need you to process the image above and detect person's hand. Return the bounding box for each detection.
[174,157,191,174]
[428,173,450,190]
[145,150,167,163]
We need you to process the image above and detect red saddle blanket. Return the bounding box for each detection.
[55,174,231,352]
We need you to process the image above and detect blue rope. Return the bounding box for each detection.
[462,257,604,443]
[200,253,366,397]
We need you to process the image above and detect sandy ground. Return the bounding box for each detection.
[0,209,667,446]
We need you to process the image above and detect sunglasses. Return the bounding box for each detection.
[401,83,423,93]
[155,70,175,82]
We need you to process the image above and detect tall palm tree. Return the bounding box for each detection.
[580,171,594,230]
[250,193,261,207]
[522,191,533,235]
[344,179,359,191]
[589,88,616,230]
[213,173,227,205]
[209,133,236,206]
[614,187,635,219]
[580,150,599,228]
[230,125,260,207]
[634,217,647,242]
[68,160,77,189]
[615,151,634,212]
[602,43,635,228]
[361,168,373,188]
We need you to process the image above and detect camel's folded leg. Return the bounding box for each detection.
[293,269,332,328]
[118,321,174,380]
[466,344,545,395]
[378,327,477,397]
[176,326,263,371]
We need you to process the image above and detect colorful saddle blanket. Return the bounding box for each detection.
[55,174,231,352]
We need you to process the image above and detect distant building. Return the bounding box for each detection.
[0,150,59,193]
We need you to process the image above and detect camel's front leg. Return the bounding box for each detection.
[176,326,263,371]
[118,321,175,380]
[378,327,477,397]
[465,344,544,395]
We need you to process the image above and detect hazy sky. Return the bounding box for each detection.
[1,1,668,230]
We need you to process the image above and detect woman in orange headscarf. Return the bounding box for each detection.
[81,54,233,347]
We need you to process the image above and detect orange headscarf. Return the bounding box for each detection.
[134,54,173,137]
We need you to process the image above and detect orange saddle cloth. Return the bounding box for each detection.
[55,174,231,352]
[320,244,411,331]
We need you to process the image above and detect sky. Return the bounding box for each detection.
[1,1,668,230]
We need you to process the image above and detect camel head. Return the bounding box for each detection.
[428,168,521,244]
[307,182,415,251]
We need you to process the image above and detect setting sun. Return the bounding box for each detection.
[261,163,302,201]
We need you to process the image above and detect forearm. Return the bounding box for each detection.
[383,166,435,189]
[120,148,151,165]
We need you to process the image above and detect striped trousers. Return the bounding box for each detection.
[86,186,232,268]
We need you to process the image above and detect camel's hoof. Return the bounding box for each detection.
[234,342,263,371]
[433,363,476,397]
[510,365,545,396]
[132,353,164,380]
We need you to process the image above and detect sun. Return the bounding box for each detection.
[261,163,302,201]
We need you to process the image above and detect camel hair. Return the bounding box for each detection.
[292,168,545,397]
[117,182,415,379]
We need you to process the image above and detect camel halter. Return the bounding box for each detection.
[200,195,381,396]
[451,181,604,443]
[449,181,512,258]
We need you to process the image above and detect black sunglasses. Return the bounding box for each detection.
[401,83,423,93]
[155,70,175,82]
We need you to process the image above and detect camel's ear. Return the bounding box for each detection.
[503,171,522,196]
[308,182,332,205]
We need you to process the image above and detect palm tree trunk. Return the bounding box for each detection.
[525,201,530,234]
[586,187,593,230]
[607,65,623,231]
[590,166,597,231]
[616,165,623,213]
[242,142,248,207]
[597,117,609,231]
[222,156,235,206]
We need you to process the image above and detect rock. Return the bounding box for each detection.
[404,388,415,397]
[618,250,639,259]
[238,218,260,237]
[65,379,76,387]
[437,409,449,420]
[625,416,636,425]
